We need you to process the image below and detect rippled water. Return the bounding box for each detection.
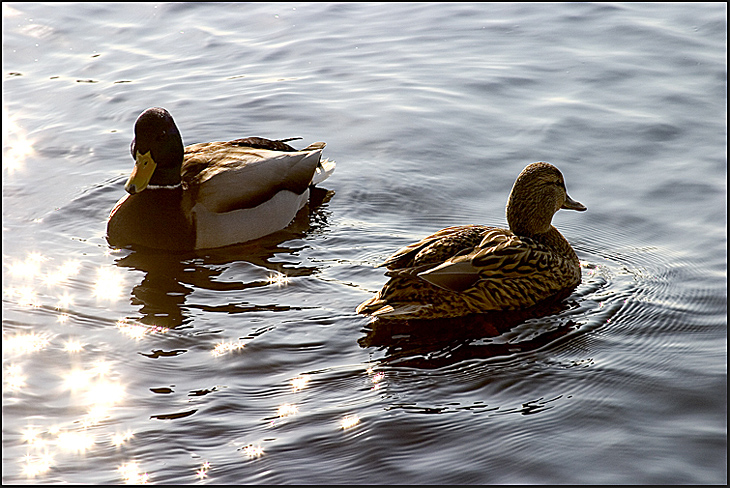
[3,2,726,484]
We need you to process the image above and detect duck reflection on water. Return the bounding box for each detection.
[360,289,581,369]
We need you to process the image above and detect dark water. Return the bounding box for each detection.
[3,2,726,484]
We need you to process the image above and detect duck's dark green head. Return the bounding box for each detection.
[125,107,184,194]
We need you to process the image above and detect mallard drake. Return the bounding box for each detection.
[107,107,335,250]
[356,162,586,320]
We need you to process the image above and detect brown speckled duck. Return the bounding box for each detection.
[356,162,586,320]
[107,107,335,251]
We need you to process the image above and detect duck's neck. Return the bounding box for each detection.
[149,165,183,187]
[531,226,578,261]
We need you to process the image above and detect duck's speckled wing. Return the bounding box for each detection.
[357,225,495,318]
[379,224,495,270]
[229,137,302,152]
[181,142,325,212]
[419,228,579,305]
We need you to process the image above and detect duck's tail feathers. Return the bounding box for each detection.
[356,297,385,315]
[302,141,326,151]
[356,298,432,319]
[312,158,336,186]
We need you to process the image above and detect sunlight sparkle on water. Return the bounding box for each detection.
[5,254,84,314]
[86,359,110,377]
[64,369,93,391]
[291,375,310,392]
[57,431,95,453]
[268,272,290,286]
[59,259,81,277]
[371,371,385,390]
[242,444,264,458]
[195,461,211,480]
[212,340,245,356]
[42,271,65,288]
[85,379,124,405]
[62,361,124,427]
[22,452,53,478]
[3,319,132,481]
[112,431,134,447]
[83,407,110,428]
[116,319,169,340]
[7,253,44,279]
[340,414,360,430]
[116,320,148,340]
[196,468,208,480]
[63,339,83,352]
[56,292,75,310]
[3,332,50,355]
[3,109,35,174]
[11,285,40,308]
[93,267,125,301]
[118,462,149,484]
[5,364,27,391]
[22,426,41,444]
[277,403,298,417]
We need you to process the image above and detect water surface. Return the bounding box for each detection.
[3,2,726,484]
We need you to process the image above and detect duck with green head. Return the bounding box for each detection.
[107,107,335,251]
[356,162,586,320]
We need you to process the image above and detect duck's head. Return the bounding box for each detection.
[506,162,586,236]
[125,107,184,195]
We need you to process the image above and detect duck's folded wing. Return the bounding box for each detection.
[417,235,561,293]
[228,137,302,152]
[416,259,481,292]
[182,144,324,212]
[379,225,489,270]
[378,229,452,270]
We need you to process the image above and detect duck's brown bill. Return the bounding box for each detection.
[562,193,586,211]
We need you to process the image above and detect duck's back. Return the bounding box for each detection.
[421,227,581,310]
[357,225,495,318]
[357,224,581,319]
[380,224,495,271]
[181,143,324,213]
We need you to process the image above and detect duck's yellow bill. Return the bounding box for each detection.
[124,151,156,195]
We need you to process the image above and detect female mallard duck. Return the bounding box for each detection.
[107,107,335,250]
[356,162,586,320]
